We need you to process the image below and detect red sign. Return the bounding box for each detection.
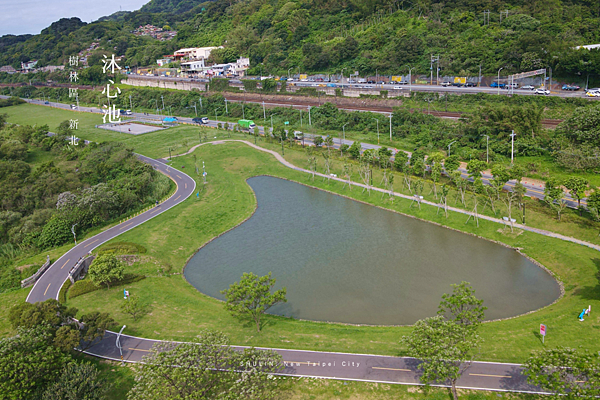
[540,324,546,336]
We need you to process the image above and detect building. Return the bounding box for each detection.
[38,65,65,73]
[173,47,222,61]
[180,59,207,72]
[0,65,17,74]
[157,56,174,66]
[20,60,38,70]
[574,44,600,50]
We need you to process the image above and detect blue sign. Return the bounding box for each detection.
[284,121,289,125]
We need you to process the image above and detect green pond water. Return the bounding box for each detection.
[184,176,560,325]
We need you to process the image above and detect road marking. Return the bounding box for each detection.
[174,195,181,201]
[176,174,182,179]
[150,208,161,214]
[84,239,98,248]
[128,348,152,352]
[469,373,511,378]
[372,367,412,372]
[185,183,187,189]
[44,283,51,295]
[60,259,71,269]
[120,222,134,230]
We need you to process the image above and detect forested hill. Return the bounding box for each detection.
[1,0,600,80]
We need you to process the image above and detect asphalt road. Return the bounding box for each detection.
[26,155,196,303]
[8,96,584,209]
[84,330,547,395]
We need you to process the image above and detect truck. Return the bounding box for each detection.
[238,119,256,130]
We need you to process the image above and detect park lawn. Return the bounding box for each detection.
[67,141,600,363]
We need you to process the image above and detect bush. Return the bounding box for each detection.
[97,241,147,255]
[58,279,72,303]
[68,273,145,299]
[68,280,99,299]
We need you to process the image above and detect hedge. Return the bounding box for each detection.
[68,273,146,299]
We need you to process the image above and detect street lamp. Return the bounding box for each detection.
[389,113,393,141]
[371,118,380,145]
[288,67,293,78]
[509,130,516,165]
[224,99,228,114]
[341,67,347,84]
[308,106,312,126]
[483,134,489,163]
[342,123,348,141]
[215,107,220,122]
[497,67,503,95]
[448,140,457,156]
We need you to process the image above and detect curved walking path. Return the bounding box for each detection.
[26,154,196,303]
[25,140,591,395]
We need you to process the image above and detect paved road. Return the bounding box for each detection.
[26,155,196,303]
[85,330,547,395]
[5,96,586,208]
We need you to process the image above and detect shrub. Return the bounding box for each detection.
[68,280,99,299]
[58,279,72,303]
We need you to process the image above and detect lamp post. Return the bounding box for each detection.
[300,109,302,127]
[71,223,78,244]
[224,99,228,114]
[389,113,393,141]
[448,140,457,156]
[341,67,347,84]
[342,123,348,141]
[483,134,489,163]
[215,107,220,123]
[308,106,312,126]
[371,118,380,145]
[510,130,516,165]
[497,67,503,95]
[288,67,293,78]
[242,103,245,119]
[161,95,165,110]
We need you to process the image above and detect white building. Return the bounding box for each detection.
[180,59,207,72]
[173,46,222,61]
[20,60,38,70]
[156,57,174,66]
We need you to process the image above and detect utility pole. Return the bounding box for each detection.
[242,103,245,119]
[224,99,228,114]
[129,94,133,112]
[308,106,311,126]
[161,95,165,110]
[479,65,482,87]
[199,96,203,111]
[448,140,457,156]
[430,54,439,85]
[389,113,393,141]
[372,118,380,145]
[510,131,516,165]
[262,101,266,120]
[342,123,348,141]
[497,67,503,95]
[300,109,302,127]
[193,103,197,116]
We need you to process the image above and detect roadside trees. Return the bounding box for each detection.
[588,190,600,221]
[544,178,567,221]
[41,362,108,400]
[523,347,600,399]
[221,272,287,333]
[563,176,588,214]
[121,294,145,322]
[87,254,124,289]
[128,330,283,400]
[402,282,485,400]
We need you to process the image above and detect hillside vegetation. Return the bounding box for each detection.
[0,0,599,82]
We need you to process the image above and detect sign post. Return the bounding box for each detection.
[540,324,546,344]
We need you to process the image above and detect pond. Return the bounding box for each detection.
[184,176,560,325]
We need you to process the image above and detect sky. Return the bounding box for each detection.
[0,0,150,36]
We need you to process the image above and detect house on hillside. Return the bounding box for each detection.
[20,60,38,70]
[173,47,222,62]
[0,65,17,74]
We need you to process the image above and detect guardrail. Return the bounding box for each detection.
[68,255,96,284]
[21,255,51,288]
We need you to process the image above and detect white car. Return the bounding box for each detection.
[585,90,600,97]
[521,85,535,90]
[534,88,550,95]
[201,117,209,123]
[124,110,132,115]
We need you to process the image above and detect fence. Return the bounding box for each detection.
[68,255,96,284]
[21,255,51,288]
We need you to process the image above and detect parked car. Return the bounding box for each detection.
[451,82,463,87]
[377,81,386,84]
[585,90,600,97]
[490,82,506,88]
[562,84,580,91]
[534,88,550,95]
[521,85,535,90]
[44,101,49,104]
[506,83,519,89]
[163,117,178,122]
[398,81,409,85]
[441,81,452,87]
[326,83,336,87]
[70,104,77,109]
[124,110,133,115]
[464,82,476,87]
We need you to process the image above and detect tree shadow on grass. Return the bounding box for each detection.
[573,258,600,301]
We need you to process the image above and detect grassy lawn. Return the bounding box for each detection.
[63,141,600,363]
[3,104,600,399]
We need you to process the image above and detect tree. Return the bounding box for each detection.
[438,281,487,333]
[128,330,283,400]
[401,316,480,400]
[444,155,460,172]
[490,164,511,198]
[466,159,486,179]
[0,326,72,400]
[42,362,108,400]
[221,272,287,332]
[121,294,145,321]
[523,347,600,399]
[403,282,485,400]
[313,135,323,147]
[587,190,600,221]
[563,176,588,212]
[79,311,116,349]
[544,177,567,221]
[394,151,409,172]
[9,299,77,333]
[348,141,362,159]
[87,254,124,289]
